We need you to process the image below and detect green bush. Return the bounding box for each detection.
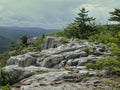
[47,30,65,37]
[89,31,113,44]
[84,46,91,53]
[1,84,10,90]
[86,56,120,75]
[86,62,96,69]
[64,24,80,38]
[35,34,44,50]
[106,43,120,56]
[0,53,10,67]
[0,69,10,86]
[59,37,68,44]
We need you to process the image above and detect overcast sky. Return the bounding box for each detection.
[0,0,119,29]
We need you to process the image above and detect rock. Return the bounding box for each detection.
[20,82,81,90]
[19,69,97,90]
[20,71,69,90]
[4,39,113,90]
[36,54,50,66]
[64,51,87,60]
[65,52,81,60]
[41,55,64,68]
[66,59,73,66]
[6,54,36,67]
[76,66,87,70]
[97,69,113,77]
[66,59,79,66]
[3,65,55,84]
[61,73,82,82]
[79,51,88,57]
[77,55,104,66]
[3,65,32,84]
[41,36,60,50]
[59,60,67,68]
[77,57,89,66]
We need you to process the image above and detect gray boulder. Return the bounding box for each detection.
[41,36,61,50]
[3,65,56,84]
[6,54,36,67]
[19,69,97,90]
[64,51,88,60]
[41,55,64,68]
[66,59,79,66]
[3,65,32,84]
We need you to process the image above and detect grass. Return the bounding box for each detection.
[83,76,91,82]
[102,79,120,87]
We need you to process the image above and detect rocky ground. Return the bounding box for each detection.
[3,37,120,90]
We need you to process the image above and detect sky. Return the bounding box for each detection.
[0,0,119,29]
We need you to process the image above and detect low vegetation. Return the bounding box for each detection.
[59,36,68,44]
[0,69,10,89]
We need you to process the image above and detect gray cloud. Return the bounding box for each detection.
[0,0,119,29]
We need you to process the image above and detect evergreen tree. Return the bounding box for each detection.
[9,42,19,51]
[109,8,120,23]
[64,24,79,38]
[20,35,29,47]
[74,8,96,39]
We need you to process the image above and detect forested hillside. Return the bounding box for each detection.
[0,27,56,53]
[0,36,11,53]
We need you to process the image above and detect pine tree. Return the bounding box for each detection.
[20,35,29,47]
[109,8,120,23]
[74,8,96,39]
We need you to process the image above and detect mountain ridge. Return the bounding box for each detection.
[0,26,56,53]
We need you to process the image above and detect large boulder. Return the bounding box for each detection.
[41,55,64,68]
[41,36,61,50]
[19,69,97,90]
[3,65,55,84]
[6,54,36,67]
[3,65,32,84]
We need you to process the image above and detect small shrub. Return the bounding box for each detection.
[86,56,120,75]
[21,47,37,54]
[64,67,74,71]
[83,76,91,82]
[0,53,10,67]
[35,34,44,50]
[94,51,102,56]
[84,46,91,53]
[112,67,120,76]
[0,69,10,86]
[106,43,120,55]
[59,37,68,44]
[86,62,96,69]
[75,38,81,43]
[1,84,10,90]
[102,79,119,87]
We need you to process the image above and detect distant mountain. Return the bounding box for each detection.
[0,36,12,53]
[0,26,56,53]
[0,26,56,41]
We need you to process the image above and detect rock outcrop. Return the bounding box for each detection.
[41,36,61,50]
[3,37,117,90]
[6,54,36,67]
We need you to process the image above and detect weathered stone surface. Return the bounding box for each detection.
[41,36,61,50]
[6,54,36,67]
[18,70,98,90]
[3,65,56,84]
[3,65,32,84]
[4,38,115,90]
[41,55,64,68]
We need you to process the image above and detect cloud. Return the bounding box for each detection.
[0,0,119,29]
[76,4,113,23]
